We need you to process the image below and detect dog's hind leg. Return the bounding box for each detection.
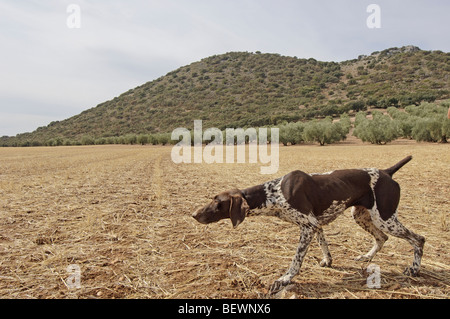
[370,176,425,276]
[352,206,388,262]
[372,211,425,276]
[316,227,332,267]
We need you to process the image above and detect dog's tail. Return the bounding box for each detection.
[383,155,413,176]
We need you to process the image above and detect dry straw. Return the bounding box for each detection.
[0,143,448,299]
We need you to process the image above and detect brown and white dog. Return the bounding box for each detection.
[193,156,425,293]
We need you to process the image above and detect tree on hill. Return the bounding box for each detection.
[303,116,350,146]
[279,122,305,145]
[389,102,450,143]
[353,111,400,145]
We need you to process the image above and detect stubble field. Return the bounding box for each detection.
[0,142,448,299]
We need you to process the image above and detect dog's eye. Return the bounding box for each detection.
[216,201,222,209]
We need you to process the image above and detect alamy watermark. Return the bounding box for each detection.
[65,4,381,30]
[366,263,381,289]
[366,4,381,29]
[171,120,279,174]
[67,4,81,29]
[66,264,82,289]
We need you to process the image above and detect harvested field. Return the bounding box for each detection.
[0,143,449,299]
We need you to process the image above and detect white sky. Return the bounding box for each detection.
[1,0,449,136]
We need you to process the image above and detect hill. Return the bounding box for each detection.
[2,46,450,146]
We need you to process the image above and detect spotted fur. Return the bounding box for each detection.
[258,160,423,293]
[258,176,352,293]
[192,156,424,294]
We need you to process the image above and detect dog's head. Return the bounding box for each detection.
[192,189,249,228]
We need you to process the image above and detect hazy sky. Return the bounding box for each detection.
[1,0,449,136]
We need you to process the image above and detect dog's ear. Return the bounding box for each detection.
[229,195,249,229]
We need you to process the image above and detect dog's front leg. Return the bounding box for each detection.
[269,224,316,294]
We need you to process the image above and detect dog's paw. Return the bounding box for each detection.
[269,278,290,295]
[319,258,332,267]
[355,254,372,262]
[403,266,420,277]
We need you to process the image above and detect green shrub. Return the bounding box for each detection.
[137,134,149,145]
[353,111,400,144]
[81,136,95,145]
[303,117,348,146]
[279,122,305,145]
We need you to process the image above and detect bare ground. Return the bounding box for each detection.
[0,142,448,299]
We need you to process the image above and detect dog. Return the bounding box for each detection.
[192,156,425,293]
